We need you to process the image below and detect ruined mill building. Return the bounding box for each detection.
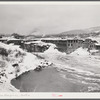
[0,37,100,53]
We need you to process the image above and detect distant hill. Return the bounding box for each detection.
[43,26,100,38]
[1,26,100,39]
[60,26,100,35]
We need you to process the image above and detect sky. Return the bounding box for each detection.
[0,2,100,35]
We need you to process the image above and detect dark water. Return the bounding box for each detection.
[11,54,100,92]
[11,68,90,92]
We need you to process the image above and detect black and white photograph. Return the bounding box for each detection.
[0,1,100,96]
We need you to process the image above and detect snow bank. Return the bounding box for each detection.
[41,43,66,65]
[44,44,58,53]
[1,36,19,41]
[44,43,66,55]
[0,42,51,92]
[70,47,100,56]
[70,47,90,56]
[90,49,99,53]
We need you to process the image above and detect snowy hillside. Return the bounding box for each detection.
[0,42,51,92]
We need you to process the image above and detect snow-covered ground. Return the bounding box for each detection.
[38,45,100,92]
[0,36,20,40]
[70,47,90,56]
[0,42,52,92]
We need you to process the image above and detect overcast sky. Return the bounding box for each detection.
[0,2,100,35]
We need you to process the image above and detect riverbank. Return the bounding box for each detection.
[11,67,88,92]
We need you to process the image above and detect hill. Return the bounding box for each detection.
[43,26,100,38]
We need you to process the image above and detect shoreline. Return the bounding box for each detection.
[11,67,88,92]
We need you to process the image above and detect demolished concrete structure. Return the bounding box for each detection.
[0,37,99,53]
[22,41,50,52]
